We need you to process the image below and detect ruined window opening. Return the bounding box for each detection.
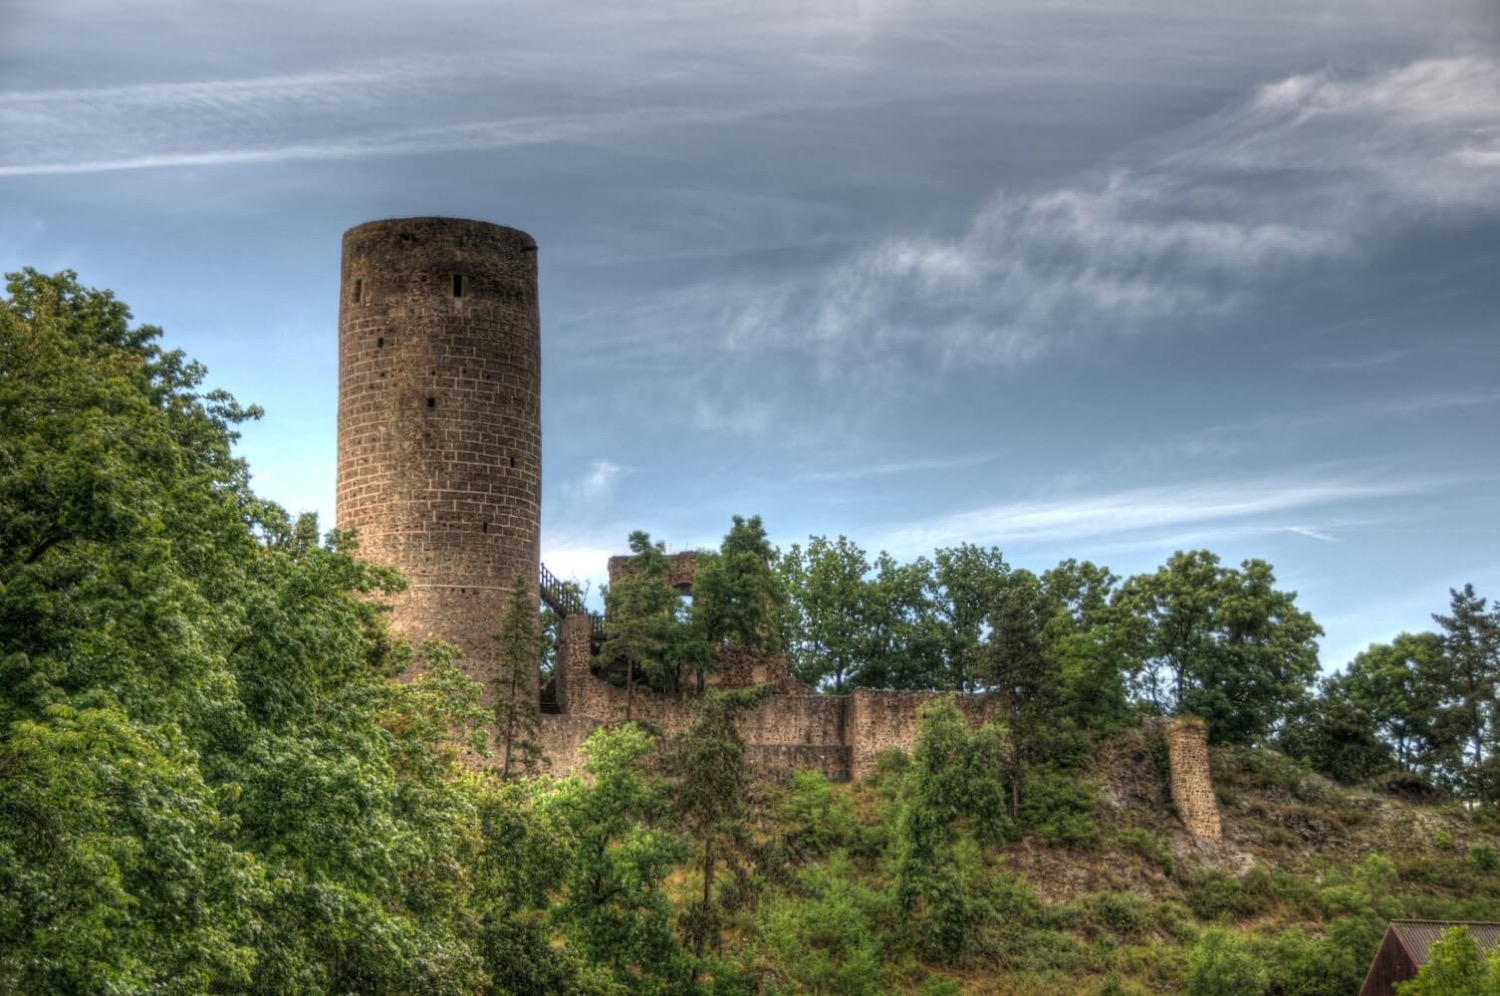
[452,274,465,298]
[353,279,363,303]
[426,397,436,409]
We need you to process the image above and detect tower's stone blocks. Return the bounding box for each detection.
[1166,718,1223,841]
[337,217,540,700]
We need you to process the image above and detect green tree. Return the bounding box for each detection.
[761,858,886,995]
[601,531,682,716]
[1115,551,1322,743]
[473,780,625,996]
[1280,679,1394,784]
[894,701,1013,963]
[858,552,945,689]
[666,688,768,983]
[694,514,785,655]
[548,724,690,992]
[1431,585,1500,804]
[1187,928,1267,996]
[1040,559,1133,730]
[0,270,498,993]
[496,572,544,778]
[1341,632,1450,774]
[979,570,1060,816]
[928,544,1010,692]
[780,534,872,691]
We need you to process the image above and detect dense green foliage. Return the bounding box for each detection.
[0,269,494,993]
[5,269,1500,995]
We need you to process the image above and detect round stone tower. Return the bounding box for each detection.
[337,217,540,701]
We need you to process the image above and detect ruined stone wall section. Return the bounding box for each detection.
[747,745,851,782]
[545,665,999,783]
[337,217,540,702]
[607,551,701,591]
[1167,718,1222,841]
[846,689,943,781]
[537,714,600,778]
[714,645,802,692]
[737,695,845,747]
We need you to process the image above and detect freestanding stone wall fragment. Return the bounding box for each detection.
[1167,717,1222,841]
[336,217,540,703]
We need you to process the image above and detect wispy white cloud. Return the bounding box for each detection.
[1285,525,1339,543]
[0,83,785,177]
[1297,348,1422,371]
[871,471,1433,557]
[562,459,628,507]
[804,451,997,482]
[707,56,1500,383]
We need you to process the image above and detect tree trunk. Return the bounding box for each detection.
[1010,740,1020,820]
[626,664,635,722]
[502,663,518,779]
[689,837,716,985]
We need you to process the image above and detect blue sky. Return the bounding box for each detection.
[3,0,1498,670]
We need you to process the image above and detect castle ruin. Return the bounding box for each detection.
[334,217,1222,820]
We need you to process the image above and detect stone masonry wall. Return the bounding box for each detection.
[1166,717,1222,841]
[844,689,940,782]
[537,713,600,778]
[607,551,701,591]
[337,218,541,704]
[551,604,978,784]
[747,745,851,782]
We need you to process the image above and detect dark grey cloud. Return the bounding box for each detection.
[2,0,1498,669]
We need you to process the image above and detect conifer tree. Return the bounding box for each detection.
[1433,584,1500,804]
[495,572,543,779]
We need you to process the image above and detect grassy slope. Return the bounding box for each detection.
[741,725,1500,995]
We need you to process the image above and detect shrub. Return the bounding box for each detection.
[761,860,887,995]
[1021,775,1099,848]
[1371,770,1442,802]
[1471,843,1499,873]
[781,769,857,856]
[1260,925,1368,996]
[1183,873,1251,922]
[1187,928,1266,996]
[1091,892,1151,939]
[1116,827,1174,875]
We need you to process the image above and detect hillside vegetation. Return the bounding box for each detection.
[3,269,1499,995]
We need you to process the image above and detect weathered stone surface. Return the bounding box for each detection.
[333,219,1115,789]
[336,217,540,705]
[1167,718,1223,841]
[608,551,701,591]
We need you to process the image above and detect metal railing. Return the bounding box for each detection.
[539,562,587,617]
[539,562,606,646]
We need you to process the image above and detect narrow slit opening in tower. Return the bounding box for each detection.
[509,456,516,468]
[427,397,436,409]
[482,522,489,534]
[353,278,363,303]
[376,336,384,348]
[452,274,464,298]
